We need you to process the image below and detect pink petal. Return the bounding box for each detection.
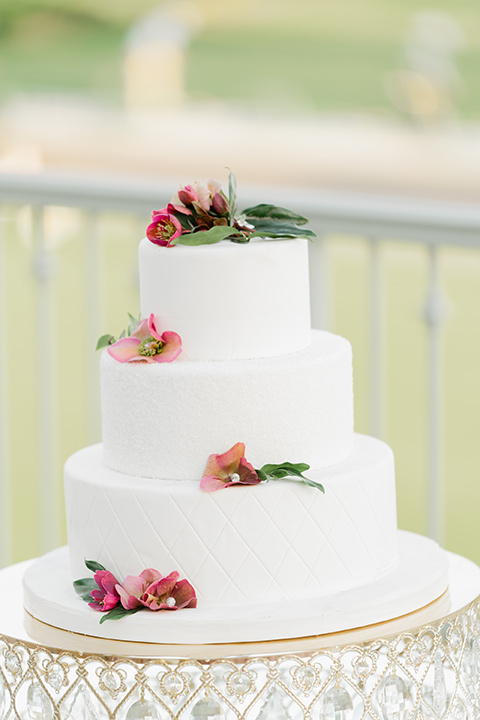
[116,584,142,610]
[153,332,182,363]
[140,568,163,585]
[102,593,120,611]
[173,579,197,608]
[216,442,246,476]
[121,575,145,597]
[94,570,120,595]
[131,318,151,342]
[202,453,225,479]
[200,474,228,492]
[88,601,104,612]
[237,457,261,485]
[107,337,141,362]
[148,313,162,340]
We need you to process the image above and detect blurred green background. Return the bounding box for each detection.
[0,0,479,116]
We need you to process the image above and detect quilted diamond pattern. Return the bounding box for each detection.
[65,436,397,607]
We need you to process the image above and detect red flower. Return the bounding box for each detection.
[88,570,121,612]
[147,212,183,247]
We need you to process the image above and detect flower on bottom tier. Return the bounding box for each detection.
[200,441,260,492]
[74,562,196,623]
[107,314,182,364]
[88,570,121,612]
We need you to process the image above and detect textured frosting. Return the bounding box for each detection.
[65,434,398,608]
[139,236,312,361]
[101,330,354,480]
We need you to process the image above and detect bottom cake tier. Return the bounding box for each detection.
[64,434,398,608]
[23,531,449,644]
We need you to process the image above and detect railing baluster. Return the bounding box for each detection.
[0,206,12,568]
[423,244,449,545]
[32,206,59,553]
[309,233,330,330]
[85,210,102,444]
[369,237,384,438]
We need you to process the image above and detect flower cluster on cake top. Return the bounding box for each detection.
[74,560,196,623]
[200,442,325,493]
[146,170,317,248]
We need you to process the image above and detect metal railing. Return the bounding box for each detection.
[1,171,480,568]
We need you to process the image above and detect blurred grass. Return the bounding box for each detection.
[0,1,479,116]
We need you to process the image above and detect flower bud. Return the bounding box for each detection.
[212,192,229,215]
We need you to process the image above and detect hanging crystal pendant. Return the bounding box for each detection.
[255,686,293,720]
[318,684,354,720]
[376,674,410,720]
[191,694,225,719]
[433,650,447,718]
[0,673,6,720]
[26,681,54,720]
[62,683,101,720]
[126,698,162,720]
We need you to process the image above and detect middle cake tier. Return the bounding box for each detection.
[101,329,354,480]
[65,434,398,609]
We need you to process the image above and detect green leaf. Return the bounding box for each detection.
[260,462,310,477]
[96,334,115,350]
[99,606,143,624]
[243,203,309,225]
[303,478,325,493]
[85,559,106,573]
[228,168,237,224]
[173,225,238,246]
[73,577,96,603]
[127,313,140,336]
[249,220,316,239]
[255,461,324,493]
[174,212,196,231]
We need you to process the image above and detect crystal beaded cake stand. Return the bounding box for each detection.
[2,554,480,719]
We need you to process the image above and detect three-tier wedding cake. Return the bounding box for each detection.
[23,175,450,646]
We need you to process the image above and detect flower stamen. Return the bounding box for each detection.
[138,336,164,357]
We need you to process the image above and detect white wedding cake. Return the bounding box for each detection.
[23,177,449,646]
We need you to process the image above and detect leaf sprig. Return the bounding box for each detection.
[96,313,140,351]
[255,462,325,493]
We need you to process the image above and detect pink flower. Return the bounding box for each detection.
[147,212,182,247]
[116,570,197,612]
[88,570,121,612]
[107,314,182,364]
[116,568,162,610]
[141,571,197,611]
[200,442,260,492]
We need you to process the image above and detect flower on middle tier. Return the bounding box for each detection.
[107,314,182,364]
[200,442,260,492]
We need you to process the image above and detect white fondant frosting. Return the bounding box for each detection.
[65,435,397,608]
[101,329,354,480]
[23,533,449,644]
[139,236,312,361]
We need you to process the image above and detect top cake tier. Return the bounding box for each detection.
[139,235,312,361]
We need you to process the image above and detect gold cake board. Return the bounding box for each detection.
[24,588,451,659]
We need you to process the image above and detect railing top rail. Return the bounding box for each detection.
[0,171,479,247]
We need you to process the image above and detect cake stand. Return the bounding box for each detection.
[2,553,480,719]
